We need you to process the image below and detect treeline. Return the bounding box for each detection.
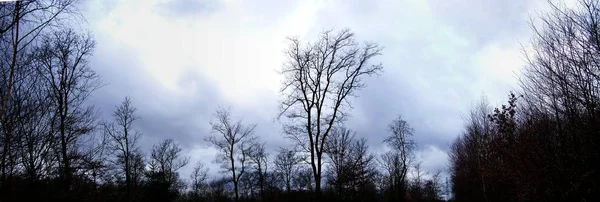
[0,1,450,202]
[7,0,599,201]
[449,0,600,201]
[200,110,447,202]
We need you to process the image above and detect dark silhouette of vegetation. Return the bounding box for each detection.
[206,107,257,202]
[381,115,416,202]
[449,0,600,201]
[103,97,143,201]
[277,28,384,201]
[0,1,457,199]
[8,0,600,201]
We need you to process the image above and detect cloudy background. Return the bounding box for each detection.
[78,0,554,179]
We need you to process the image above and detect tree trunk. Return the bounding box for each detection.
[231,152,239,202]
[315,152,322,201]
[259,170,264,201]
[60,105,71,195]
[59,67,71,197]
[125,130,131,202]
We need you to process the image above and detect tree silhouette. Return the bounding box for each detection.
[103,97,142,201]
[381,115,415,202]
[33,28,101,198]
[206,107,257,202]
[278,28,383,200]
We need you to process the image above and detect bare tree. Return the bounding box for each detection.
[206,107,256,202]
[274,147,301,193]
[16,88,55,182]
[206,177,231,202]
[380,151,403,201]
[1,0,79,117]
[409,161,424,200]
[146,138,189,202]
[131,151,145,181]
[449,1,600,199]
[189,160,209,199]
[249,141,268,200]
[32,28,100,193]
[103,97,141,201]
[324,127,353,197]
[380,115,415,202]
[239,169,255,199]
[278,28,383,198]
[294,165,314,191]
[0,46,54,184]
[0,0,79,186]
[324,127,377,201]
[148,138,190,187]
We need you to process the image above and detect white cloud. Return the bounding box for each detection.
[416,145,449,173]
[182,145,221,179]
[82,0,553,181]
[89,0,329,109]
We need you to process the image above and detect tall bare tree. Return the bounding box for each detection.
[380,115,415,202]
[278,28,383,199]
[103,97,141,201]
[206,107,256,202]
[0,0,79,186]
[33,28,100,194]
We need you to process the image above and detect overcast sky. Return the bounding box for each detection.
[79,0,554,179]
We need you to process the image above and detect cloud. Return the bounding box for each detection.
[428,0,535,47]
[417,145,449,173]
[158,0,222,18]
[82,0,551,179]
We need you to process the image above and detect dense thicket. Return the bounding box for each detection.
[449,0,600,201]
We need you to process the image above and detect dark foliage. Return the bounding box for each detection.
[449,0,600,201]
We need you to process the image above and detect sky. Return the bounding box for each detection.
[79,0,555,180]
